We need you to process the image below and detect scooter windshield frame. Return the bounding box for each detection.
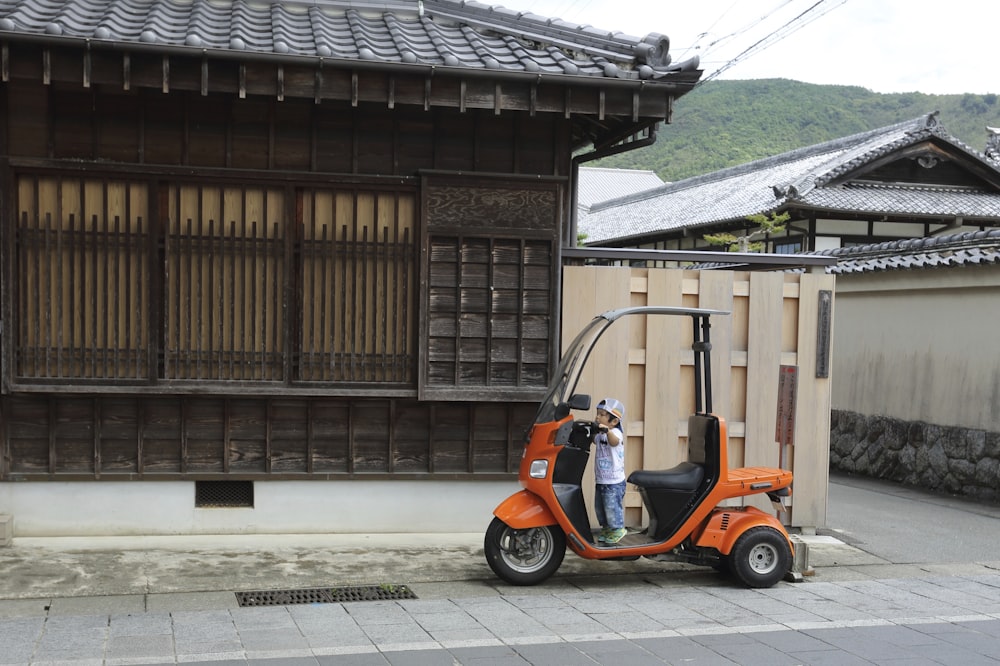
[534,306,729,426]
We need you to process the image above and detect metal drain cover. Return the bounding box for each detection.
[236,585,416,607]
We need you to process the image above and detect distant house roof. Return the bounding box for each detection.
[0,0,699,82]
[821,228,1000,274]
[580,112,1000,244]
[577,167,665,210]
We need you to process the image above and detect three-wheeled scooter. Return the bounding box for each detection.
[485,306,794,588]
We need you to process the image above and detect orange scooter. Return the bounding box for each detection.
[485,306,794,588]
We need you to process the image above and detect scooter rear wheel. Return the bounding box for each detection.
[484,517,566,586]
[728,526,792,588]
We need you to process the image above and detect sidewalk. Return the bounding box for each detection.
[0,532,998,664]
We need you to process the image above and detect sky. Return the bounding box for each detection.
[514,0,997,96]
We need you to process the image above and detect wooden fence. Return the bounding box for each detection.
[562,265,835,530]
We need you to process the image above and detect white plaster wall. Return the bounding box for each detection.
[832,265,1000,431]
[0,480,520,537]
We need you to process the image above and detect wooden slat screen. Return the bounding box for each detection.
[15,176,151,380]
[164,185,285,381]
[420,176,560,401]
[12,173,418,392]
[426,236,552,391]
[298,189,416,383]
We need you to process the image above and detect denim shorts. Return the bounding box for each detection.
[595,481,626,529]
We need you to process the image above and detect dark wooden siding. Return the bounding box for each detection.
[1,394,534,480]
[1,68,570,480]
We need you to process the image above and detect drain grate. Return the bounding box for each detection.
[236,585,416,607]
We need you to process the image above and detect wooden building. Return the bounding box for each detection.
[580,113,1000,253]
[0,0,702,535]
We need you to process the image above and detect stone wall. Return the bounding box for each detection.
[830,409,1000,503]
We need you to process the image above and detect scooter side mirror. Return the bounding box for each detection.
[568,394,592,411]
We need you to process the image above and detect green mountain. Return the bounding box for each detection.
[594,79,1000,181]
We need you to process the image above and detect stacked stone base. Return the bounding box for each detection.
[830,410,1000,503]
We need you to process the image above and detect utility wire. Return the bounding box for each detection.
[697,0,848,86]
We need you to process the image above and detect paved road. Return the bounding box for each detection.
[0,474,999,665]
[826,472,1000,564]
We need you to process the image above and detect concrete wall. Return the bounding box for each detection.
[831,263,1000,500]
[0,480,517,537]
[832,265,1000,432]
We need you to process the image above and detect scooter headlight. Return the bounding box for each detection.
[528,459,549,479]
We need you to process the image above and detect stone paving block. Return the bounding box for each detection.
[359,620,434,646]
[426,627,497,643]
[147,591,239,612]
[343,602,412,625]
[247,657,320,666]
[581,609,667,633]
[0,598,51,618]
[411,610,481,631]
[108,611,173,636]
[446,643,528,664]
[315,653,390,665]
[634,635,740,664]
[47,595,144,616]
[237,627,311,652]
[509,641,592,666]
[231,605,298,629]
[382,647,475,665]
[170,608,238,626]
[173,637,245,656]
[104,634,176,660]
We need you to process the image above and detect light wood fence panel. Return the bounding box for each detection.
[562,266,834,529]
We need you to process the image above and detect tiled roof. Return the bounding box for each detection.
[580,112,1000,244]
[0,0,699,81]
[820,229,1000,274]
[577,167,665,210]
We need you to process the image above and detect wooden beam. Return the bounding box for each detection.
[632,89,639,122]
[314,68,322,104]
[564,88,571,119]
[1,44,8,82]
[460,80,466,113]
[599,89,605,120]
[161,55,169,93]
[351,71,358,106]
[388,75,395,109]
[122,53,130,90]
[494,82,501,115]
[200,58,208,96]
[277,64,284,101]
[83,49,91,88]
[424,76,431,111]
[42,48,50,85]
[529,81,537,116]
[238,63,246,98]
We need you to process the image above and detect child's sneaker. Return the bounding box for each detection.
[596,528,611,542]
[604,528,627,544]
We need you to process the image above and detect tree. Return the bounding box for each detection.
[703,212,790,252]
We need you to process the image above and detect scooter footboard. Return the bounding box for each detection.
[493,490,559,529]
[693,506,794,556]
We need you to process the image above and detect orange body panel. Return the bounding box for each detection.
[691,506,795,555]
[492,489,558,529]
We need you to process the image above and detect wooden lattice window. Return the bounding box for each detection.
[298,188,417,384]
[163,184,286,381]
[14,175,152,381]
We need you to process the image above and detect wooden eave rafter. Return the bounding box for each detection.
[0,37,697,143]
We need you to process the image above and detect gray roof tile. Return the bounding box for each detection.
[0,0,700,81]
[818,229,1000,274]
[580,113,1000,244]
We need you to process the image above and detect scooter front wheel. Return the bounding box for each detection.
[484,517,566,586]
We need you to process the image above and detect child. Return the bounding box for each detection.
[594,397,627,544]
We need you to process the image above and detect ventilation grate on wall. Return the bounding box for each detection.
[195,480,254,508]
[236,585,416,607]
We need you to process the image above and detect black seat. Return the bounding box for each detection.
[628,462,704,491]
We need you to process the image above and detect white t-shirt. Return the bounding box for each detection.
[594,426,625,484]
